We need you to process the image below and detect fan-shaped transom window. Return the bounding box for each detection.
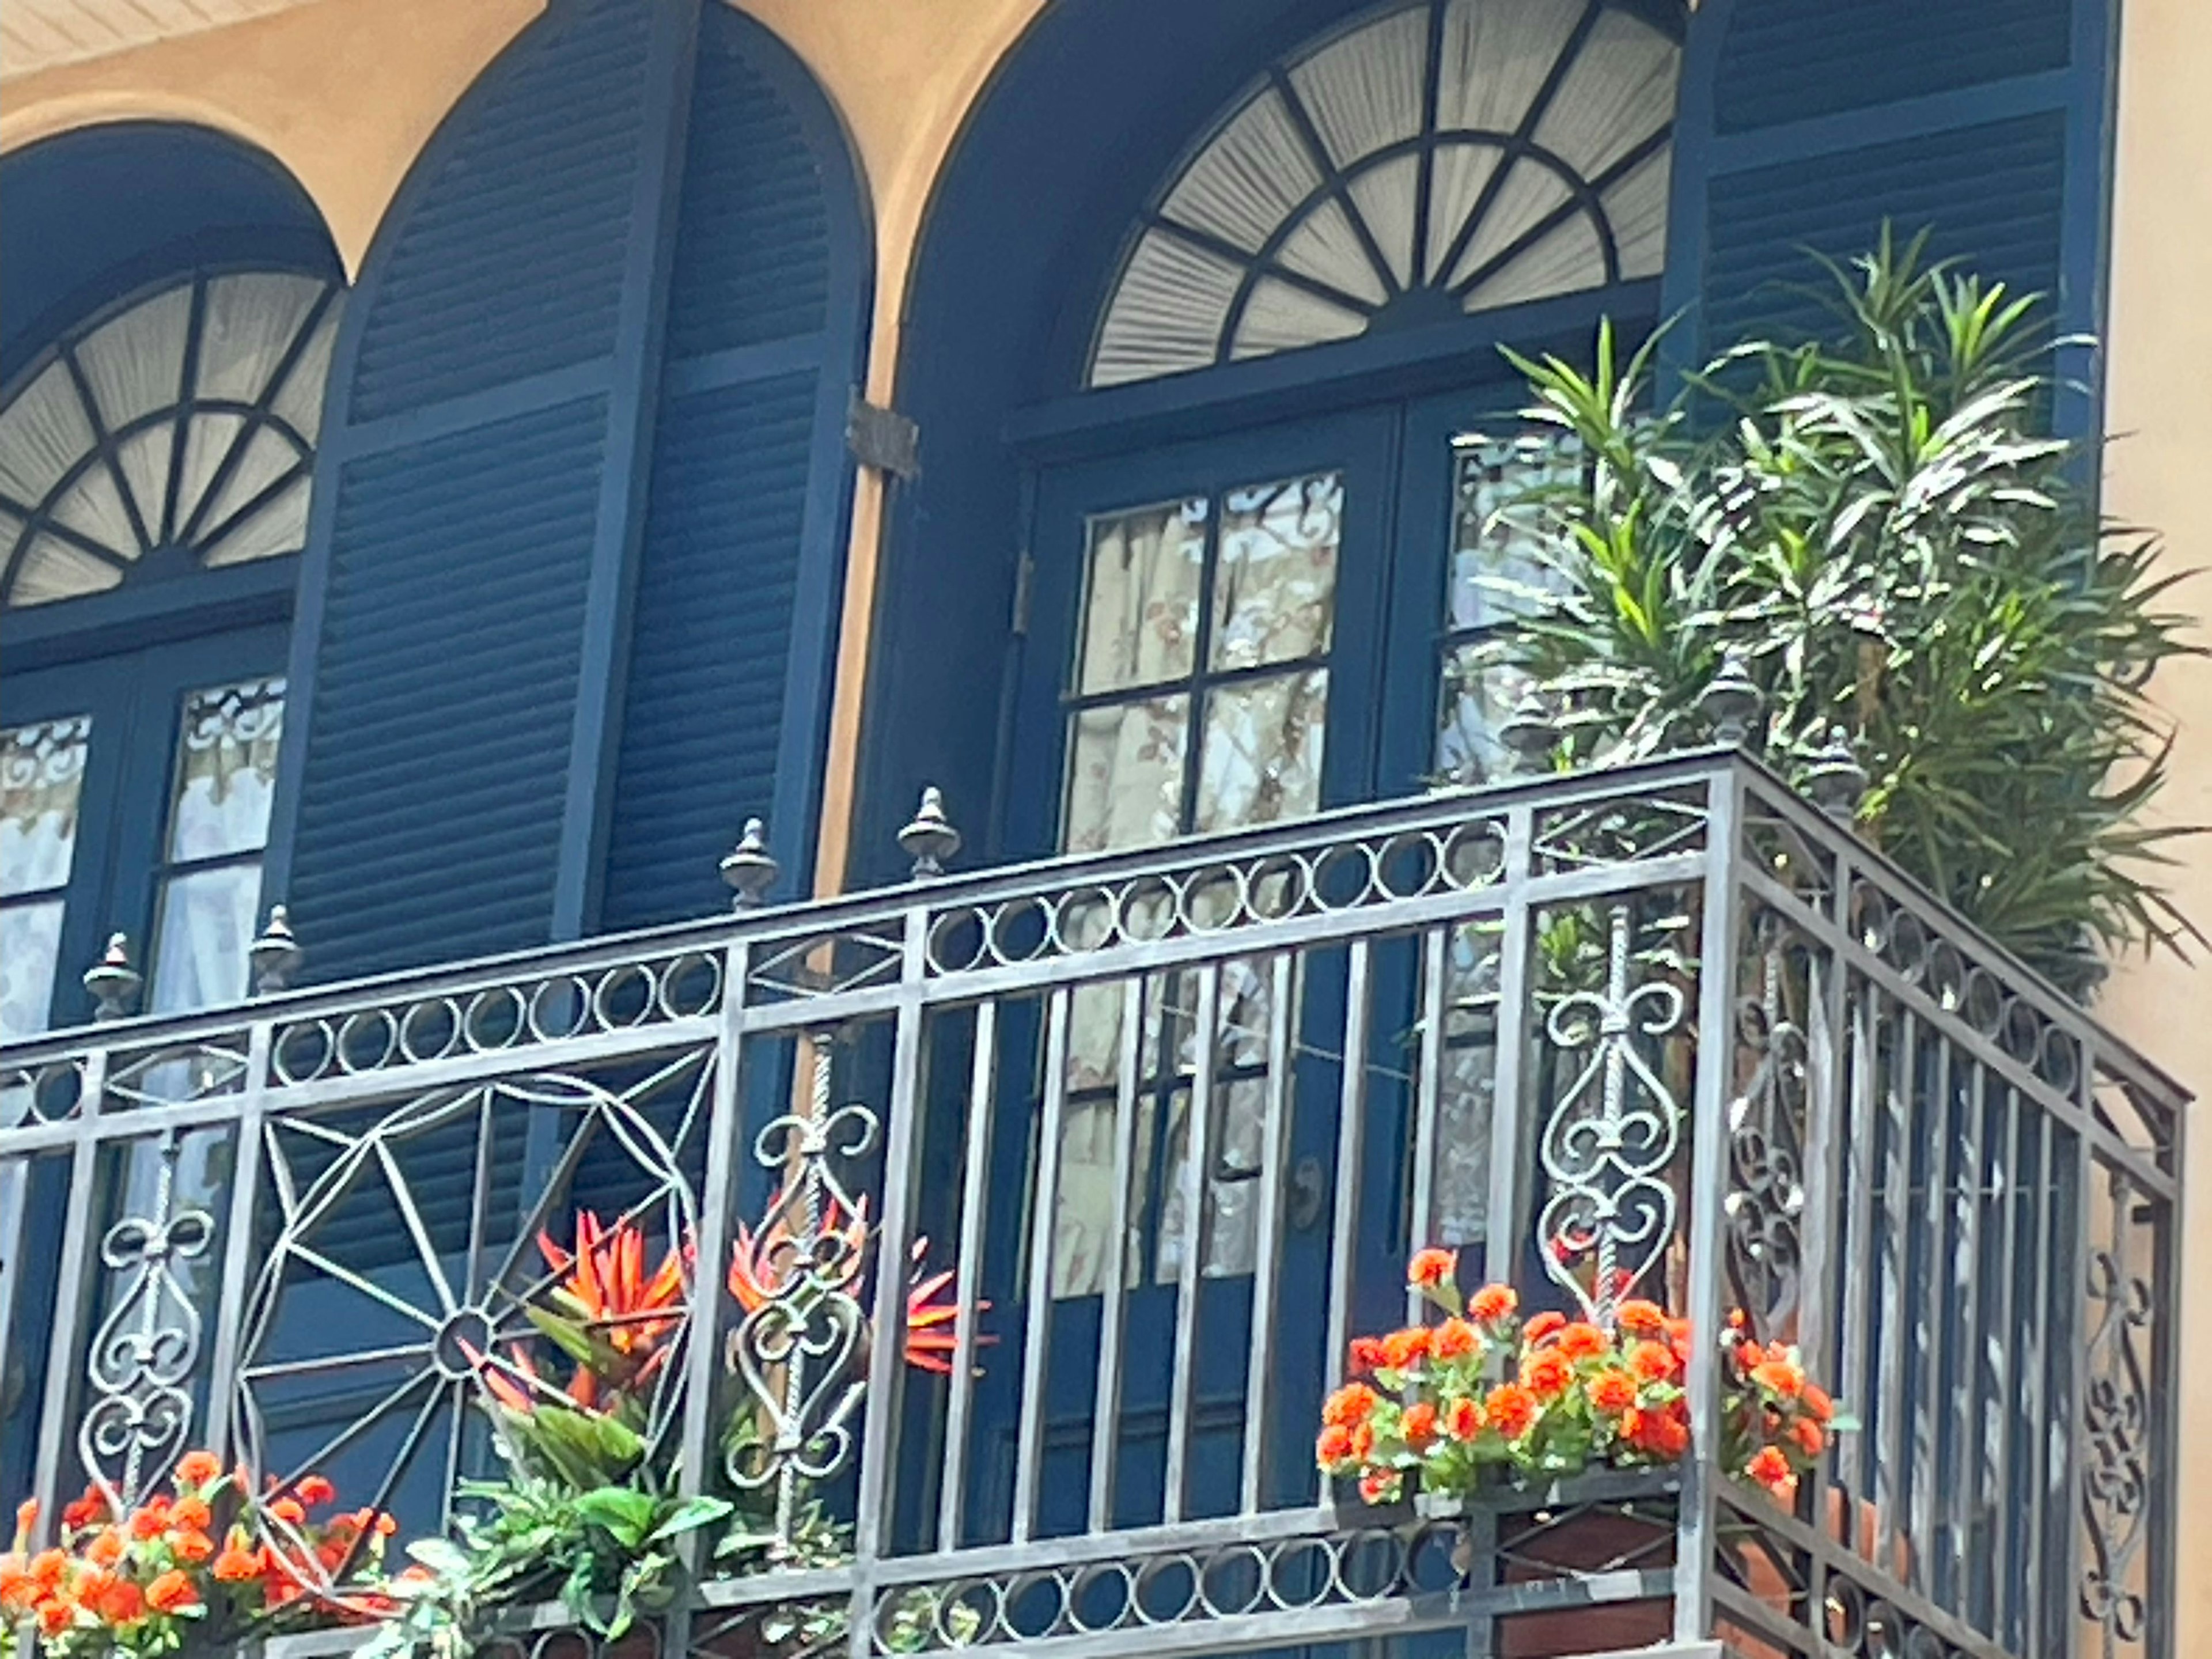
[1088,0,1679,388]
[0,270,342,609]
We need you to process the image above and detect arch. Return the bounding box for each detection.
[0,120,340,389]
[855,0,1681,882]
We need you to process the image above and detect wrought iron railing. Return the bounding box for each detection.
[0,751,2184,1659]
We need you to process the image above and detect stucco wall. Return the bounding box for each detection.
[0,0,2205,1632]
[2101,0,2212,1643]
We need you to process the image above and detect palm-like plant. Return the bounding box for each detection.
[1474,229,2202,992]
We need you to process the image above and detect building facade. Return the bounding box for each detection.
[0,0,2203,1654]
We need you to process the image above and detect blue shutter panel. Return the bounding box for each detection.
[1668,0,2104,377]
[599,9,866,930]
[279,0,697,980]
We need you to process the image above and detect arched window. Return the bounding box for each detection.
[1091,0,1677,385]
[0,127,343,1040]
[1,270,339,605]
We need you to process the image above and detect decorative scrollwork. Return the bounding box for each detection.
[1536,905,1685,1326]
[2079,1230,2154,1652]
[1722,919,1806,1342]
[79,1128,214,1511]
[724,1031,881,1547]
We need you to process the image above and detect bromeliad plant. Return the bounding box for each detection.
[366,1211,729,1656]
[1471,229,2203,991]
[1,1455,394,1657]
[1317,1249,1841,1509]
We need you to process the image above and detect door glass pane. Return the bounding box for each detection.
[1,714,90,1040]
[1445,433,1576,631]
[150,676,286,1017]
[1,714,90,897]
[1437,647,1531,787]
[1194,667,1327,834]
[1076,497,1207,694]
[166,676,285,862]
[1209,472,1340,670]
[1063,695,1189,854]
[0,900,66,1041]
[149,863,262,1014]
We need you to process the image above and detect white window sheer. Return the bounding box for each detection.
[0,715,90,1041]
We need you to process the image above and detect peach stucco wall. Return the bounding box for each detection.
[2101,0,2212,1644]
[1,0,2205,1632]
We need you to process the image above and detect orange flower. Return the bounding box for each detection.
[175,1451,221,1488]
[1407,1248,1457,1290]
[169,1497,211,1532]
[1751,1358,1804,1399]
[30,1550,66,1589]
[1357,1471,1400,1504]
[146,1570,198,1614]
[129,1500,171,1540]
[1402,1402,1439,1448]
[39,1597,75,1637]
[1348,1336,1387,1372]
[1380,1327,1432,1370]
[13,1499,36,1542]
[171,1529,215,1565]
[1316,1424,1355,1466]
[1554,1322,1608,1362]
[1349,1421,1377,1460]
[1746,1445,1797,1499]
[268,1496,306,1527]
[1623,1404,1690,1459]
[1323,1382,1380,1427]
[1520,1349,1572,1401]
[1445,1396,1484,1441]
[213,1546,264,1583]
[0,1566,37,1617]
[85,1570,144,1625]
[1802,1384,1836,1423]
[1587,1368,1637,1414]
[1791,1417,1827,1457]
[62,1488,108,1531]
[86,1529,124,1567]
[1468,1283,1517,1324]
[1626,1339,1677,1384]
[295,1475,336,1508]
[1616,1298,1666,1336]
[1484,1382,1537,1440]
[1431,1318,1477,1360]
[1523,1311,1566,1344]
[1735,1339,1767,1371]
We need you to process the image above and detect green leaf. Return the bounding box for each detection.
[571,1486,660,1550]
[648,1495,735,1543]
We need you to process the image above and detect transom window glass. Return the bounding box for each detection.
[0,715,90,1041]
[0,270,340,609]
[1089,0,1679,387]
[1063,472,1342,853]
[148,677,286,1015]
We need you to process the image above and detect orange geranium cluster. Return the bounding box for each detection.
[0,1454,394,1655]
[1720,1309,1839,1505]
[1318,1248,1841,1509]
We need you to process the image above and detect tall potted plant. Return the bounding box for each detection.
[1469,229,2201,993]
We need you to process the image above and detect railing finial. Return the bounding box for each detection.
[899,786,960,880]
[1804,725,1869,823]
[721,817,780,910]
[84,933,142,1021]
[1497,684,1559,775]
[249,904,303,995]
[1698,646,1762,748]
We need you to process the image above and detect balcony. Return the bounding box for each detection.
[0,751,2184,1659]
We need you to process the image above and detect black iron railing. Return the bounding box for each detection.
[0,751,2183,1659]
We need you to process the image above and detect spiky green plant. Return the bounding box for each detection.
[1472,229,2202,993]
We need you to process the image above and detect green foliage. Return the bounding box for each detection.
[1475,228,2202,991]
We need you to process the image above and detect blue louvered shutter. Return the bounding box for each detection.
[1665,0,2105,395]
[599,7,867,928]
[274,0,699,980]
